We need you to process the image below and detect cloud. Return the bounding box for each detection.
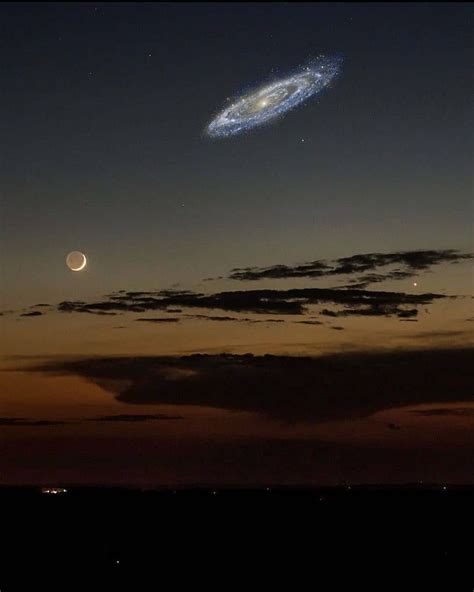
[29,348,474,424]
[228,249,472,286]
[20,311,43,317]
[410,407,474,417]
[135,318,180,323]
[320,306,418,319]
[345,271,414,289]
[0,414,183,426]
[0,417,71,426]
[185,314,285,323]
[229,261,331,281]
[58,301,118,315]
[411,330,471,340]
[331,249,470,273]
[185,314,242,322]
[88,413,183,422]
[56,286,445,319]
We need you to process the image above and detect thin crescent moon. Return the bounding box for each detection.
[68,253,87,271]
[71,254,87,271]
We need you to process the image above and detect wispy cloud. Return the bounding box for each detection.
[135,318,180,323]
[88,413,183,422]
[410,407,474,417]
[0,417,71,426]
[227,249,472,286]
[0,414,183,426]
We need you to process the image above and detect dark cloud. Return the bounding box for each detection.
[186,314,242,322]
[29,348,473,424]
[58,302,118,315]
[122,291,156,298]
[135,318,180,323]
[0,417,71,426]
[411,330,471,340]
[331,250,470,273]
[320,306,419,319]
[397,310,418,318]
[229,261,331,281]
[185,314,285,323]
[228,249,472,286]
[19,311,43,317]
[88,414,183,422]
[56,287,445,319]
[346,271,414,289]
[410,407,474,417]
[0,414,182,426]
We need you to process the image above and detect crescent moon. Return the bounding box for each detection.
[66,251,87,272]
[73,255,87,271]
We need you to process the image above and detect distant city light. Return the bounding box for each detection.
[41,487,68,495]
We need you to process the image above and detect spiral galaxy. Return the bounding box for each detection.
[206,55,342,138]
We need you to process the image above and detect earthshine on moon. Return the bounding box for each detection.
[66,251,87,272]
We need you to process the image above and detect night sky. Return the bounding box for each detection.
[1,3,472,487]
